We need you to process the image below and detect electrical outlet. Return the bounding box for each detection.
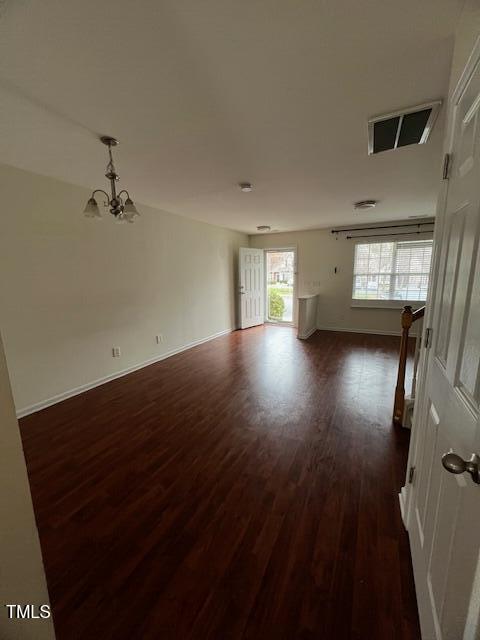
[112,347,121,357]
[155,334,164,344]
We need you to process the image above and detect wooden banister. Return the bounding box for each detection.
[412,306,425,322]
[393,305,425,426]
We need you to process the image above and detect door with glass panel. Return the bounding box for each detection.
[265,250,296,324]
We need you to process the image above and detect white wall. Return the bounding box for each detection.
[250,228,430,335]
[448,0,480,99]
[0,331,55,639]
[0,163,247,414]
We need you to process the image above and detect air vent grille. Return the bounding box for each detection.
[368,101,441,155]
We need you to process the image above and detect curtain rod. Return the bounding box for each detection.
[331,221,433,234]
[345,230,433,239]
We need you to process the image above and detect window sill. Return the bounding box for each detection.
[351,299,426,310]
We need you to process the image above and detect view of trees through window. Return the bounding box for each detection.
[352,239,433,301]
[266,250,295,322]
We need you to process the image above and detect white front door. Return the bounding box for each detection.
[406,43,480,640]
[239,248,264,329]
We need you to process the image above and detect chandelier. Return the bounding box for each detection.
[83,136,140,223]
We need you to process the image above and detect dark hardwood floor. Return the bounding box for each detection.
[20,327,420,640]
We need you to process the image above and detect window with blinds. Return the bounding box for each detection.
[352,239,433,301]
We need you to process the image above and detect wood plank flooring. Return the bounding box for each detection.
[20,327,420,640]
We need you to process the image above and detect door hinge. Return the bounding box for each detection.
[443,153,452,180]
[424,327,433,349]
[409,466,416,484]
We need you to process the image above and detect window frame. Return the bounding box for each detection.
[351,238,433,308]
[263,246,298,325]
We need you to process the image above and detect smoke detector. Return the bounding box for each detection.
[354,200,377,210]
[239,182,253,192]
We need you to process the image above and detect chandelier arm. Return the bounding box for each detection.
[118,190,130,200]
[92,189,111,202]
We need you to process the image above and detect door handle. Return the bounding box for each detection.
[442,452,480,485]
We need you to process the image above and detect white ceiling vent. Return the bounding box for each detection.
[368,101,442,155]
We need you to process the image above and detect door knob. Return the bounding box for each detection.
[442,452,480,484]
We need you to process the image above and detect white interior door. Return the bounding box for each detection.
[407,43,480,640]
[239,248,264,329]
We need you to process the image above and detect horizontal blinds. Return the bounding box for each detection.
[394,241,432,274]
[353,240,433,301]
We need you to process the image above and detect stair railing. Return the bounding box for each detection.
[393,305,425,427]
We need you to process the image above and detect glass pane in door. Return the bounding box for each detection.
[266,250,294,322]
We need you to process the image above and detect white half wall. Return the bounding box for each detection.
[0,331,55,639]
[297,295,318,339]
[250,228,429,336]
[0,163,247,414]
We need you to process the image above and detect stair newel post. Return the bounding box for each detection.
[393,305,413,426]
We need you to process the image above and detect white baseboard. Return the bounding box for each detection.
[399,488,407,527]
[316,325,412,337]
[16,327,236,419]
[297,327,317,340]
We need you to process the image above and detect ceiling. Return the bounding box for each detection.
[0,0,463,234]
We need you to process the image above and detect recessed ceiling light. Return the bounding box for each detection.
[257,225,271,232]
[239,182,253,192]
[354,199,377,210]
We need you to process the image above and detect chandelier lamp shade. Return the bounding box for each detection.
[83,136,140,224]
